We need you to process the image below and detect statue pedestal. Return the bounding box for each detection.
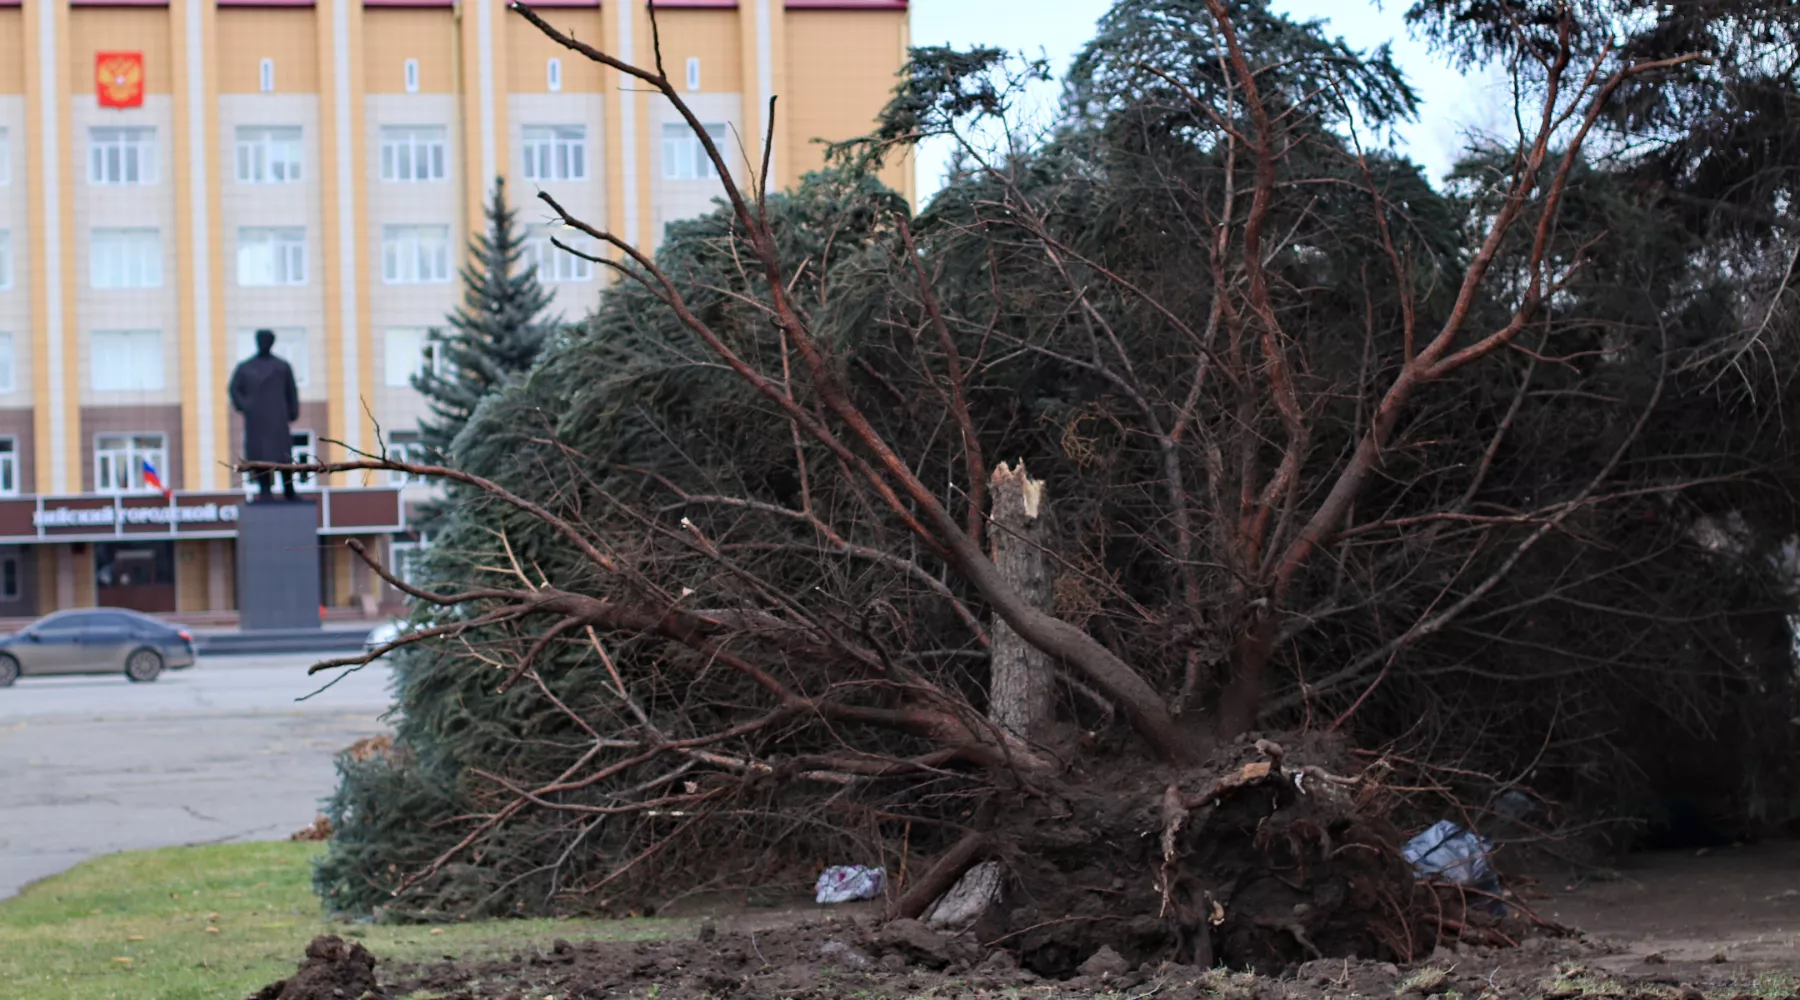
[235,499,322,630]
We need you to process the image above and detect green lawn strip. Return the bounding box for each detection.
[0,842,681,1000]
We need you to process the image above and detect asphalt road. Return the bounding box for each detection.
[0,652,395,900]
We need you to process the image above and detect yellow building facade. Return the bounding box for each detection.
[0,0,910,619]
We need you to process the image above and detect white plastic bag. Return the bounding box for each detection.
[814,865,886,903]
[1402,819,1498,891]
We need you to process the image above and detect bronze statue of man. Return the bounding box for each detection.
[229,328,301,502]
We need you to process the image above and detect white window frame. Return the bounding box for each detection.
[379,125,448,183]
[0,437,18,498]
[236,227,307,287]
[662,122,727,181]
[291,429,317,470]
[290,429,318,490]
[386,430,426,486]
[89,126,158,186]
[236,428,319,495]
[89,228,163,290]
[384,327,443,387]
[389,537,429,586]
[547,58,562,93]
[404,59,420,94]
[521,125,588,182]
[94,433,168,495]
[0,332,17,395]
[90,330,165,392]
[381,226,452,285]
[259,58,275,93]
[234,328,309,387]
[530,227,593,283]
[235,126,302,184]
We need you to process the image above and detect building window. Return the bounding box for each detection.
[0,332,16,394]
[290,429,316,489]
[403,58,420,94]
[384,328,443,387]
[235,126,302,184]
[522,125,587,182]
[529,227,593,283]
[547,58,562,92]
[382,226,451,284]
[234,328,309,387]
[94,433,168,494]
[259,58,275,93]
[379,125,447,183]
[0,230,10,289]
[96,544,175,590]
[91,330,165,392]
[390,537,427,587]
[89,127,157,186]
[238,428,317,493]
[662,122,727,181]
[90,229,163,289]
[686,57,701,92]
[237,227,307,286]
[0,438,17,497]
[386,429,425,485]
[0,555,18,600]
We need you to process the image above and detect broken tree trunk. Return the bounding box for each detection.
[988,461,1055,742]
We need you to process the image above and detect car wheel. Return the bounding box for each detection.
[0,654,17,687]
[124,647,164,683]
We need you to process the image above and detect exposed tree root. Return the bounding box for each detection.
[896,735,1441,974]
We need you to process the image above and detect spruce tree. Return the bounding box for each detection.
[411,177,555,460]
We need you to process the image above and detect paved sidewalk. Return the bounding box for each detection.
[0,653,394,899]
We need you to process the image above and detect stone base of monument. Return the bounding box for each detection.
[235,498,322,630]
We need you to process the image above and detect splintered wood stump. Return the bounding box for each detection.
[988,461,1054,741]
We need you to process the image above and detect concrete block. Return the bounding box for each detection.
[235,500,321,630]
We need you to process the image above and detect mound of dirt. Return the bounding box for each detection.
[290,815,333,842]
[250,934,379,1000]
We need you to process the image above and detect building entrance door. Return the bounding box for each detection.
[95,541,176,613]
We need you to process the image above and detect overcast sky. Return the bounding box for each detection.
[907,0,1506,202]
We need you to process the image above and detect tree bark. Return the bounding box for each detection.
[896,830,993,919]
[988,462,1056,742]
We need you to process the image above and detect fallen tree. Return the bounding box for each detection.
[287,0,1800,970]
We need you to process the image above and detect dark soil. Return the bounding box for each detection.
[249,844,1800,998]
[250,934,379,1000]
[1532,841,1800,973]
[255,920,1798,1000]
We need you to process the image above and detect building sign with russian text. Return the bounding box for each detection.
[0,488,404,542]
[33,502,237,529]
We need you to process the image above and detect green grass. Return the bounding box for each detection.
[0,841,681,1000]
[1746,972,1800,999]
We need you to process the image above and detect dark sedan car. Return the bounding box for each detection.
[0,608,197,685]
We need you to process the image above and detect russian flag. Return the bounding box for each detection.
[142,459,171,499]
